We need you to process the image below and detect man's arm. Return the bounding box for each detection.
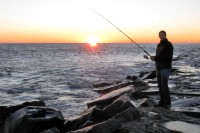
[150,56,155,61]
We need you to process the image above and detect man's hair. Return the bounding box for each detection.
[159,30,167,36]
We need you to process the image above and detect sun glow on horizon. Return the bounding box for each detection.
[87,35,99,47]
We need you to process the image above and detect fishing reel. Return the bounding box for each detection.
[143,55,149,59]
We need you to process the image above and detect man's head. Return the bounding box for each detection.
[159,30,166,40]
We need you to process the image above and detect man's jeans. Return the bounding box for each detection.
[156,68,171,106]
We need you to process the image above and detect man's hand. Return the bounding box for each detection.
[143,55,149,59]
[150,56,155,61]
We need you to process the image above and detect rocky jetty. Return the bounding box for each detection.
[1,55,200,133]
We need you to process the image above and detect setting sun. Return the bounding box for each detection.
[88,35,99,47]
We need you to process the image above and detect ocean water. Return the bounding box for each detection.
[0,43,199,117]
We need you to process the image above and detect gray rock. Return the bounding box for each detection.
[0,99,45,114]
[141,87,159,94]
[64,107,96,132]
[139,71,156,80]
[92,81,132,94]
[9,106,65,133]
[8,100,45,113]
[64,94,144,132]
[172,97,200,107]
[66,118,121,133]
[67,107,141,133]
[84,95,146,127]
[132,80,150,91]
[102,94,137,117]
[87,85,135,107]
[163,121,200,133]
[112,107,141,123]
[0,99,45,133]
[171,107,200,118]
[130,91,147,100]
[171,90,200,96]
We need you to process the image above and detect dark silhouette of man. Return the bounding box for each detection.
[150,30,174,108]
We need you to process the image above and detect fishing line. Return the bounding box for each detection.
[92,9,151,57]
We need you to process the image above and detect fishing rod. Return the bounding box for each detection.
[92,9,151,57]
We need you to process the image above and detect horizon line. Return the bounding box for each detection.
[0,42,200,45]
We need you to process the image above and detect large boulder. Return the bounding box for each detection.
[82,94,144,127]
[87,85,135,107]
[65,98,131,132]
[9,106,65,133]
[6,100,45,113]
[102,94,135,116]
[64,106,116,132]
[67,107,141,133]
[0,99,45,115]
[0,99,45,133]
[64,93,144,132]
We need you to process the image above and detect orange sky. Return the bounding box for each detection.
[0,0,200,44]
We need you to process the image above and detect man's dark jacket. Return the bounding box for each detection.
[155,38,173,70]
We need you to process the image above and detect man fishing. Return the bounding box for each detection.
[94,10,174,108]
[150,30,174,108]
